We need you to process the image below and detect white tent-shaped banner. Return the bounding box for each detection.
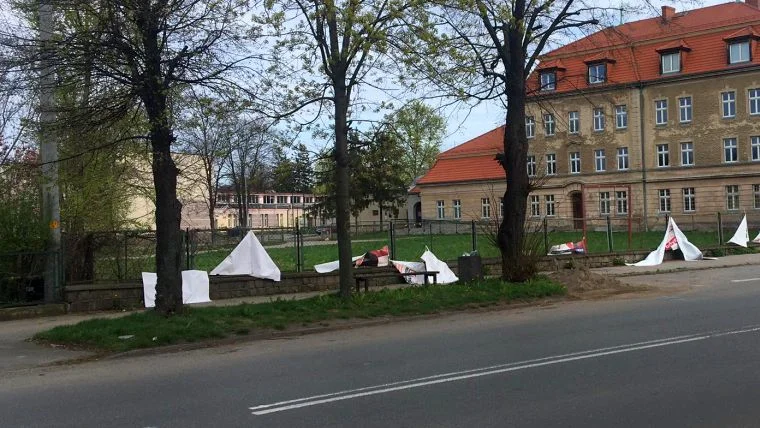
[391,248,459,285]
[753,230,760,244]
[141,270,211,308]
[727,215,749,248]
[629,217,703,266]
[314,255,363,273]
[210,231,281,281]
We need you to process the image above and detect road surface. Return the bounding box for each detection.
[3,265,760,427]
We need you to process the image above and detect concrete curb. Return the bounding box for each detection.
[594,260,759,278]
[0,304,68,321]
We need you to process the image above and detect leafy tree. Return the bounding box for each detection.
[271,144,296,193]
[384,100,445,185]
[292,143,314,194]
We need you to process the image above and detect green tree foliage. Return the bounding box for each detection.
[384,100,445,185]
[271,144,296,193]
[292,143,314,194]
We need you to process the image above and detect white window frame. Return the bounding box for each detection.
[546,153,557,175]
[655,99,668,125]
[752,136,760,161]
[679,97,692,123]
[588,63,606,84]
[680,142,694,166]
[594,149,606,172]
[436,200,445,219]
[750,89,760,115]
[543,113,555,136]
[658,189,671,213]
[593,108,605,131]
[540,71,556,91]
[530,195,541,217]
[615,105,627,129]
[617,147,629,170]
[599,192,611,216]
[726,185,740,211]
[545,195,555,217]
[453,199,461,219]
[683,188,696,213]
[722,91,736,118]
[724,138,738,163]
[657,144,670,167]
[526,116,535,139]
[527,155,537,177]
[616,191,628,215]
[570,152,581,174]
[481,198,491,219]
[729,41,750,64]
[661,52,680,74]
[568,111,579,134]
[754,185,760,209]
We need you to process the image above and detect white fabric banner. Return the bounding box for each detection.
[629,217,703,266]
[390,260,428,284]
[727,215,749,247]
[420,249,459,284]
[210,231,281,281]
[753,230,760,244]
[314,255,363,273]
[141,270,212,308]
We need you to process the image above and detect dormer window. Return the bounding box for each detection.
[729,40,750,64]
[540,71,556,91]
[661,52,680,74]
[588,63,606,84]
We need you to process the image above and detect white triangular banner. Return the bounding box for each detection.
[727,215,749,248]
[629,217,703,266]
[210,231,281,281]
[753,230,760,244]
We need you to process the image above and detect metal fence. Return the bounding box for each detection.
[0,250,61,307]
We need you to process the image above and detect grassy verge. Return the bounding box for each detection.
[34,277,565,353]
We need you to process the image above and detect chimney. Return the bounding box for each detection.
[747,0,760,9]
[661,6,676,21]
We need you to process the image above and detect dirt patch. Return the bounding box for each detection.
[546,266,651,299]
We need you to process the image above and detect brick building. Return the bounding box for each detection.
[416,1,760,230]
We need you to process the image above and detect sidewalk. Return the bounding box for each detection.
[2,254,759,373]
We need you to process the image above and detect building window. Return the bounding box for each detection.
[481,198,491,219]
[617,147,629,170]
[724,138,738,163]
[527,155,537,177]
[372,210,379,216]
[683,188,696,213]
[675,142,693,167]
[599,192,611,215]
[526,116,535,138]
[291,196,301,204]
[754,185,760,209]
[752,136,760,161]
[546,153,557,175]
[750,89,760,115]
[500,198,504,217]
[570,152,581,174]
[616,191,628,215]
[658,189,671,213]
[588,63,606,84]
[568,111,579,134]
[661,52,680,74]
[679,97,692,123]
[655,100,668,125]
[615,105,627,129]
[540,71,556,91]
[304,196,313,203]
[657,144,669,167]
[262,213,269,227]
[453,199,461,219]
[545,195,555,217]
[530,195,540,217]
[277,195,288,204]
[594,149,606,172]
[722,91,736,118]
[543,113,555,136]
[264,195,275,204]
[726,185,740,211]
[593,108,605,131]
[729,40,750,64]
[436,200,445,219]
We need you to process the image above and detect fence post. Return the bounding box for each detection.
[471,220,477,252]
[606,216,613,253]
[388,221,395,259]
[717,212,723,245]
[543,217,549,255]
[123,231,128,280]
[295,223,302,272]
[429,221,433,252]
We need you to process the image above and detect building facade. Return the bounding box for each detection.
[417,1,760,231]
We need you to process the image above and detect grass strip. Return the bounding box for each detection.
[34,276,565,353]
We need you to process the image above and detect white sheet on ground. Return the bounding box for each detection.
[420,249,459,284]
[314,255,363,273]
[727,215,749,247]
[629,217,703,266]
[141,270,212,308]
[209,231,281,281]
[391,260,428,284]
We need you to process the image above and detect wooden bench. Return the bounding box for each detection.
[355,271,439,293]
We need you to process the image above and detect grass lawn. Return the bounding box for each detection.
[35,276,565,353]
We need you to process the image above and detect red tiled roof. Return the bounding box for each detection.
[723,26,760,40]
[417,127,505,185]
[537,58,566,70]
[655,39,691,52]
[408,185,420,194]
[529,2,760,95]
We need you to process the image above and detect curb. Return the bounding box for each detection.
[595,260,759,278]
[0,304,68,321]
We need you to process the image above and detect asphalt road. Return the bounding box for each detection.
[3,265,760,427]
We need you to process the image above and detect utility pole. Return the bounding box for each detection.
[39,0,61,302]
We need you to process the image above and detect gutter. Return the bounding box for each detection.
[638,84,649,232]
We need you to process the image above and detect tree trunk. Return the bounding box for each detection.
[498,16,530,282]
[334,84,354,298]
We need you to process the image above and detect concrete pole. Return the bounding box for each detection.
[39,0,61,302]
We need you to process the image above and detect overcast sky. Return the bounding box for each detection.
[437,0,729,150]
